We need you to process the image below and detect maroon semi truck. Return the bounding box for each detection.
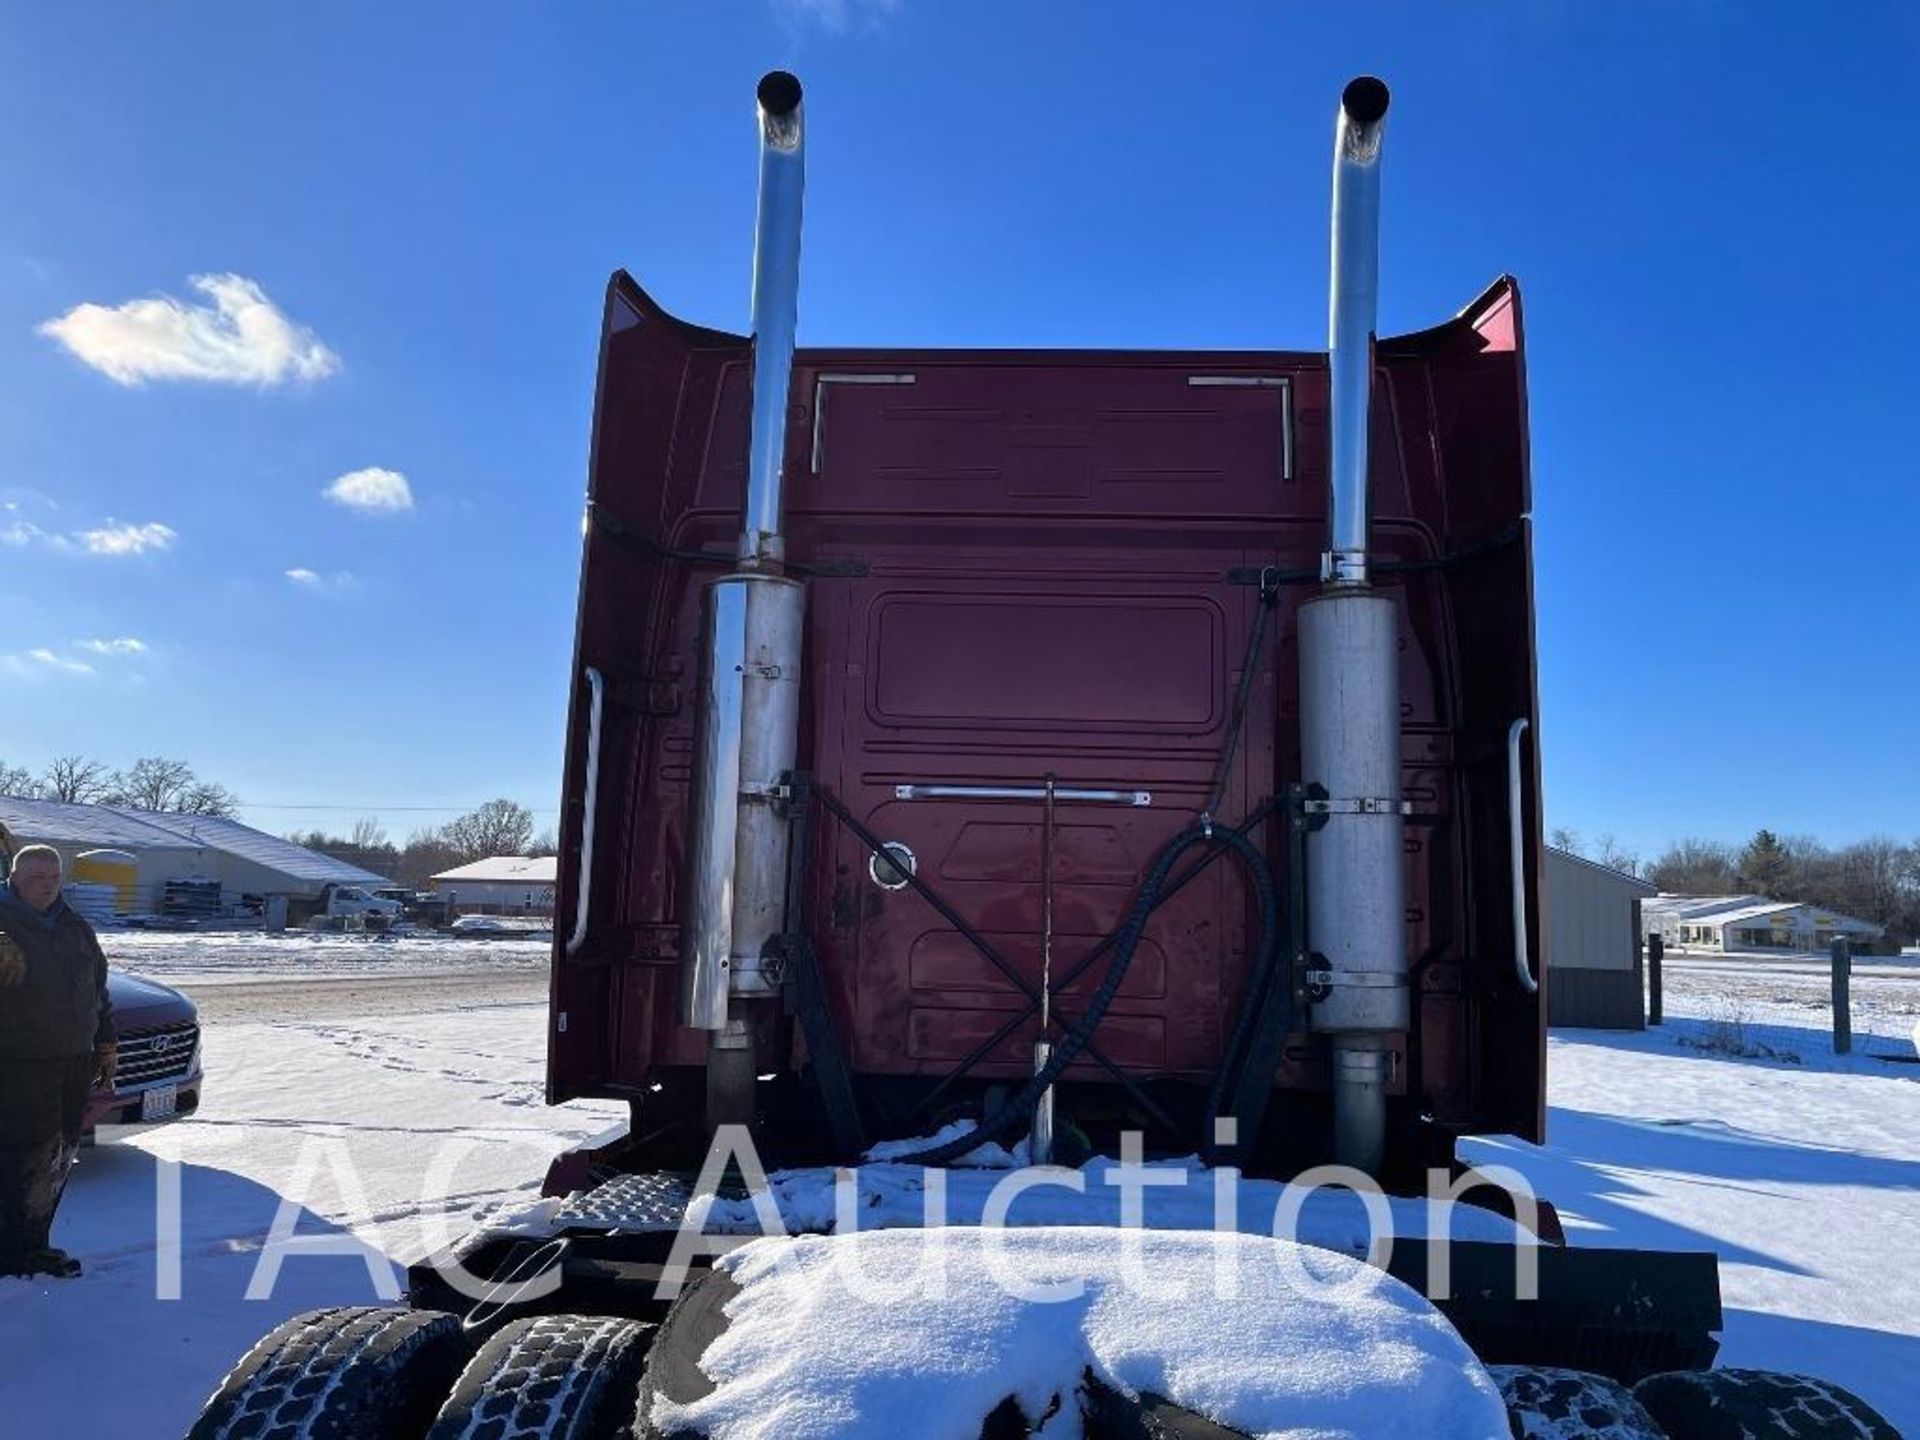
[189,74,1900,1440]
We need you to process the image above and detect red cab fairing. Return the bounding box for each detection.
[549,273,1542,1152]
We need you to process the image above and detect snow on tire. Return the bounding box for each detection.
[1489,1365,1668,1440]
[1632,1369,1902,1440]
[188,1305,471,1440]
[424,1313,654,1440]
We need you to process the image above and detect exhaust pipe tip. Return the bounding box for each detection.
[758,70,803,154]
[758,69,804,119]
[1340,75,1390,127]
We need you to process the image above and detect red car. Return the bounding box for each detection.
[86,970,204,1132]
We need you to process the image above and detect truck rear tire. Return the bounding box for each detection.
[188,1305,469,1440]
[1632,1369,1901,1440]
[424,1313,654,1440]
[1489,1365,1667,1439]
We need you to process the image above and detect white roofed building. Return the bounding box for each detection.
[0,795,387,920]
[1641,893,1883,954]
[429,855,557,916]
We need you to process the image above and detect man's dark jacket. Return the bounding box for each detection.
[0,883,113,1060]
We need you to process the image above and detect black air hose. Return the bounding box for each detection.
[894,823,1278,1168]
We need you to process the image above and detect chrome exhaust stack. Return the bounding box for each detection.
[1323,76,1389,590]
[741,69,805,568]
[682,73,810,1128]
[1299,78,1407,1177]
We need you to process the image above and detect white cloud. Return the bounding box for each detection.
[285,567,356,592]
[37,273,340,387]
[777,0,900,30]
[324,466,414,514]
[3,517,176,556]
[77,637,148,656]
[26,648,93,676]
[77,520,176,556]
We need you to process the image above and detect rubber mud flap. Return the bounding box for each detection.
[634,1269,1042,1438]
[1490,1365,1667,1439]
[424,1313,655,1440]
[634,1267,739,1429]
[188,1305,470,1440]
[1079,1376,1251,1439]
[1633,1368,1901,1440]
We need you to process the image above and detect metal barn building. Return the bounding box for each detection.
[429,856,557,916]
[0,796,386,917]
[1545,846,1656,1030]
[1640,894,1883,954]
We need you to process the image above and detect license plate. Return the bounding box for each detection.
[141,1085,178,1121]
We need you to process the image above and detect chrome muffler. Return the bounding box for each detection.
[681,74,809,1118]
[1299,78,1408,1177]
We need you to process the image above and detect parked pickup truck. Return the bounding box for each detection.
[87,970,204,1132]
[318,883,404,920]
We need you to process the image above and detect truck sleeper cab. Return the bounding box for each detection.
[190,72,1911,1440]
[545,271,1545,1181]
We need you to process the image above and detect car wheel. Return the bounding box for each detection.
[424,1313,655,1440]
[1490,1365,1667,1439]
[1632,1368,1900,1440]
[189,1305,469,1440]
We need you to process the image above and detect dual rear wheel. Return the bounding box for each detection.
[187,1303,1904,1440]
[1494,1364,1901,1440]
[188,1306,652,1440]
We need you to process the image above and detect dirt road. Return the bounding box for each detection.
[170,967,549,1023]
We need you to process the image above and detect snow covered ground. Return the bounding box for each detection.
[0,935,1914,1436]
[95,926,551,984]
[0,991,623,1438]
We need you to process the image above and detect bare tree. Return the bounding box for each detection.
[0,759,38,798]
[351,816,388,850]
[105,757,240,817]
[177,781,241,818]
[1648,838,1739,894]
[1833,836,1910,935]
[41,754,113,804]
[1593,834,1641,878]
[395,828,463,889]
[439,799,535,862]
[527,829,559,858]
[292,825,401,882]
[110,756,197,811]
[1549,826,1583,856]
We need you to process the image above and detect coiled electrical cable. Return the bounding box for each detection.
[894,823,1278,1167]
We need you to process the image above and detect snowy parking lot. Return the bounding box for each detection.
[0,935,1916,1436]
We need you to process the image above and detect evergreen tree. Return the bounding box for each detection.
[1738,829,1792,897]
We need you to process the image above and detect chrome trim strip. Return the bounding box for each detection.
[565,665,604,957]
[1508,716,1538,995]
[892,784,1151,807]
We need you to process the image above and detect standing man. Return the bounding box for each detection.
[0,844,115,1279]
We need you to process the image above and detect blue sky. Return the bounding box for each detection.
[1,2,1915,859]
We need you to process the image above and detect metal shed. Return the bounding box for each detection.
[0,796,386,917]
[1545,846,1657,1029]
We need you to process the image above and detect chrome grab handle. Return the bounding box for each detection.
[892,784,1151,807]
[1507,716,1537,995]
[565,666,605,957]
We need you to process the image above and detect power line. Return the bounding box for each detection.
[236,802,562,815]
